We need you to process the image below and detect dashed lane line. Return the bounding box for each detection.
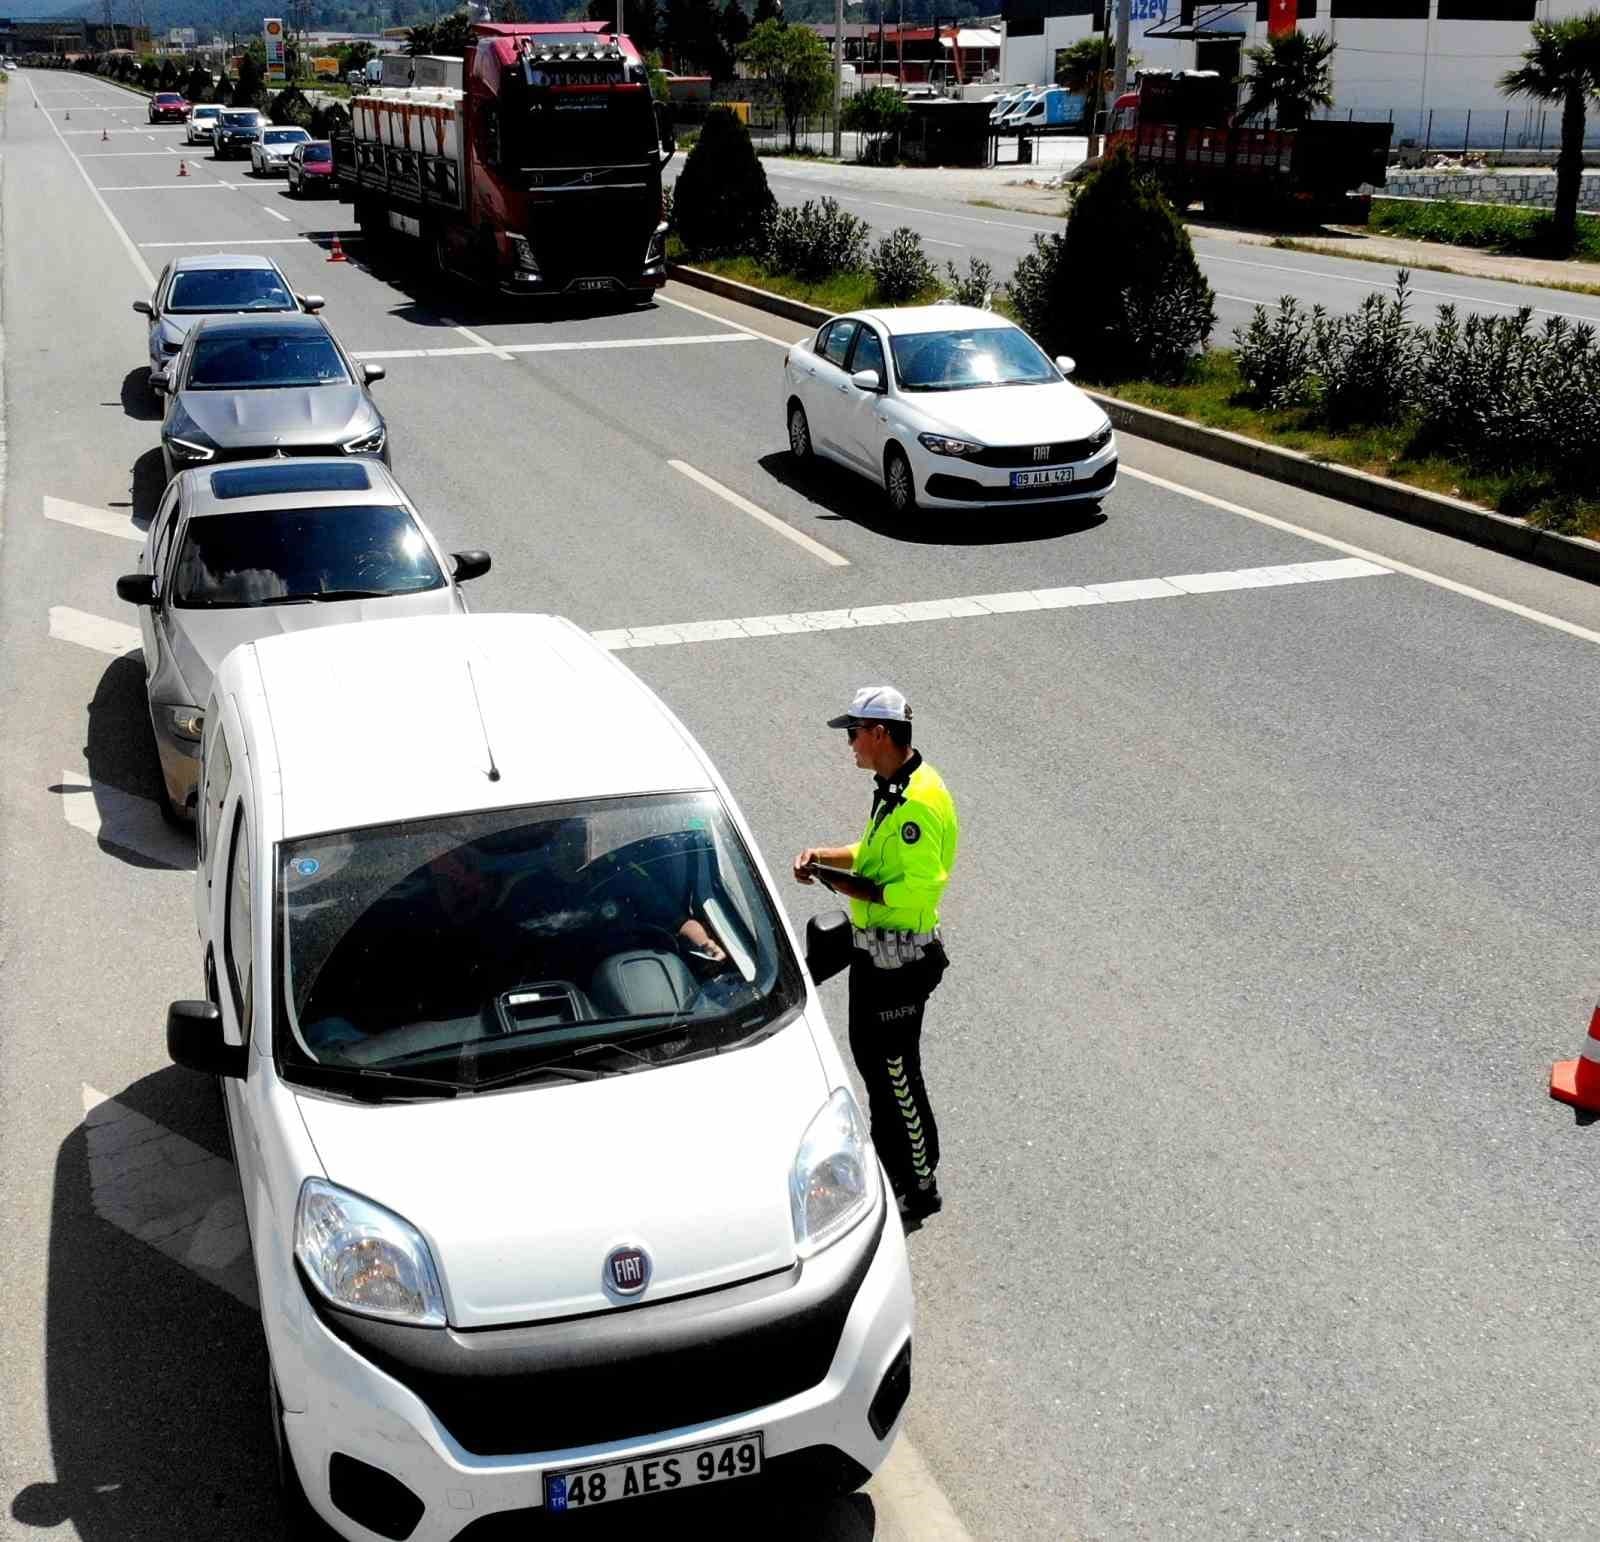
[57,768,194,870]
[99,181,246,192]
[44,494,145,543]
[349,333,758,362]
[140,236,353,247]
[668,459,851,569]
[262,205,292,223]
[50,605,141,657]
[590,556,1390,650]
[81,1086,257,1309]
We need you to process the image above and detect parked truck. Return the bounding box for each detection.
[332,22,675,298]
[1104,69,1392,224]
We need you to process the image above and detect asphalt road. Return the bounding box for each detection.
[751,158,1600,343]
[6,69,1600,1542]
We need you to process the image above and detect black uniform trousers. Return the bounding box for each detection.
[846,940,948,1195]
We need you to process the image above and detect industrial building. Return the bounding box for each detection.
[0,15,151,54]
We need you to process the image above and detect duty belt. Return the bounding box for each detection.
[852,925,940,969]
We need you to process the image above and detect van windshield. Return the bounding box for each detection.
[275,794,804,1098]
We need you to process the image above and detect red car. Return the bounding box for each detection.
[287,140,335,196]
[148,92,190,123]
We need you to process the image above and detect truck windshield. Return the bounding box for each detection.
[514,84,657,168]
[275,794,804,1096]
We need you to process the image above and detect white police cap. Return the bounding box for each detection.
[826,685,913,729]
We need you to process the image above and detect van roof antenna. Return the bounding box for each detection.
[465,659,501,783]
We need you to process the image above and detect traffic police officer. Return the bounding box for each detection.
[794,686,959,1224]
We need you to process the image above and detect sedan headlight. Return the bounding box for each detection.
[163,705,205,742]
[1088,419,1114,452]
[790,1088,877,1258]
[166,436,215,464]
[341,424,386,455]
[917,432,984,458]
[295,1178,447,1327]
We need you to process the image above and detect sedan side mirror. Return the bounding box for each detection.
[1055,354,1076,377]
[299,293,326,313]
[132,299,154,316]
[805,909,854,986]
[851,368,881,393]
[149,371,169,394]
[361,363,386,384]
[167,1000,247,1079]
[116,573,156,606]
[451,549,492,583]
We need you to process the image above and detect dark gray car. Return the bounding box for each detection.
[153,312,389,482]
[115,457,491,822]
[133,252,323,382]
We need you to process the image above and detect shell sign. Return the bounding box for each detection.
[263,17,286,82]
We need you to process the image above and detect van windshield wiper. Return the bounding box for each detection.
[467,1026,696,1091]
[285,1059,463,1102]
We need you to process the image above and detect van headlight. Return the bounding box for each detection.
[295,1178,447,1326]
[790,1088,877,1258]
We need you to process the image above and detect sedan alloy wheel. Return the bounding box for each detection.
[885,446,917,515]
[788,402,812,463]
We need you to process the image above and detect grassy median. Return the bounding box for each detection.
[1368,196,1600,264]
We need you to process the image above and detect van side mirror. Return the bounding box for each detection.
[167,1000,247,1079]
[1055,354,1076,376]
[451,549,492,582]
[116,573,157,606]
[805,910,853,986]
[132,299,154,316]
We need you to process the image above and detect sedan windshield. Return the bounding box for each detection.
[263,129,306,144]
[168,268,294,314]
[186,330,349,389]
[301,144,332,163]
[276,795,802,1096]
[221,112,260,128]
[891,327,1059,392]
[172,504,443,608]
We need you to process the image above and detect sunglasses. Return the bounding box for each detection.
[846,723,879,741]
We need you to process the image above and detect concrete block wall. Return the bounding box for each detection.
[1380,169,1600,212]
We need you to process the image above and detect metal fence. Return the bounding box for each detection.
[1312,104,1600,154]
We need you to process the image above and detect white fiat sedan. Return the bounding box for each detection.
[168,612,912,1540]
[782,304,1117,515]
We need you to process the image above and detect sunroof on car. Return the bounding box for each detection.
[210,463,372,499]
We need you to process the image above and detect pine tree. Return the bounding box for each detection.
[673,103,775,254]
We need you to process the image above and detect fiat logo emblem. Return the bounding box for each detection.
[1033,445,1050,462]
[604,1244,651,1296]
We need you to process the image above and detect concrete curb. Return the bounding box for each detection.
[668,260,1600,588]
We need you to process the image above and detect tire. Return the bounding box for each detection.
[884,444,918,516]
[787,400,813,464]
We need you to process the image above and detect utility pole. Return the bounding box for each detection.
[616,0,623,38]
[1086,10,1110,156]
[1113,0,1129,98]
[838,0,851,156]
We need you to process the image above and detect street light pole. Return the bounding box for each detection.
[1113,0,1129,98]
[832,0,843,157]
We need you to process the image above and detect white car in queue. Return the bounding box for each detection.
[168,612,912,1541]
[115,458,491,826]
[782,304,1117,516]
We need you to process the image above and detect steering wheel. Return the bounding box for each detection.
[599,921,685,958]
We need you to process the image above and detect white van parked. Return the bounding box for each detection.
[170,611,913,1540]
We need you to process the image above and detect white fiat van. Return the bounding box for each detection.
[169,611,912,1539]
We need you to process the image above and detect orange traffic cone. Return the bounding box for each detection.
[1550,1003,1600,1110]
[327,235,347,263]
[177,159,188,177]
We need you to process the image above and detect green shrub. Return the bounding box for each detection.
[1309,271,1418,427]
[943,256,995,309]
[1370,196,1600,262]
[871,227,937,302]
[309,101,350,139]
[1233,295,1321,407]
[761,196,870,281]
[269,87,313,128]
[1006,232,1065,343]
[673,105,775,257]
[1039,148,1216,381]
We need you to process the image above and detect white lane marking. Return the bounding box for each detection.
[657,291,799,347]
[81,1086,257,1309]
[1197,248,1598,323]
[50,606,141,657]
[44,495,145,543]
[588,557,1386,649]
[348,334,759,361]
[262,205,292,223]
[870,1435,976,1542]
[924,237,964,247]
[140,236,347,247]
[57,768,195,869]
[1122,467,1600,649]
[99,182,244,191]
[668,459,851,569]
[448,321,513,361]
[24,75,155,287]
[79,150,192,157]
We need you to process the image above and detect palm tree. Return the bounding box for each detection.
[1500,12,1600,251]
[1237,30,1336,130]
